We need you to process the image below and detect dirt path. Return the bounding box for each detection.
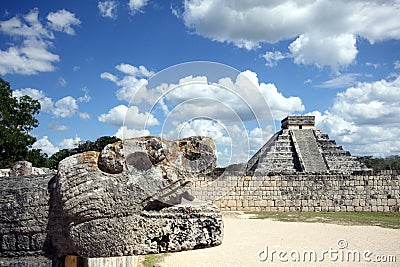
[160,213,400,267]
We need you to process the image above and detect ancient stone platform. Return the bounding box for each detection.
[246,116,368,174]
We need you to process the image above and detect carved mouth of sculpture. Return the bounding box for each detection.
[144,179,194,210]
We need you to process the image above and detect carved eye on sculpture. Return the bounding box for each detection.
[126,151,153,171]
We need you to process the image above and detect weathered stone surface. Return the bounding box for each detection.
[97,141,125,174]
[48,136,222,257]
[0,257,53,267]
[246,116,369,174]
[0,165,55,177]
[67,205,222,257]
[0,136,222,263]
[10,161,32,177]
[0,174,51,258]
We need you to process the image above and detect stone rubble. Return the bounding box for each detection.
[0,161,55,177]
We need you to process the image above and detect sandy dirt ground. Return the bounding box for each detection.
[159,212,400,267]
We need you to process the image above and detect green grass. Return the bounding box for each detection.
[142,253,169,267]
[244,211,400,229]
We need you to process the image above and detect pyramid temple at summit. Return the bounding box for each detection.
[246,116,368,174]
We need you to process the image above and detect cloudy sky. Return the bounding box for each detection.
[1,0,399,166]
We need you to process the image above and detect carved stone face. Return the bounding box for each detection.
[49,136,223,258]
[122,136,217,207]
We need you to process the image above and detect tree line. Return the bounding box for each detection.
[356,155,400,171]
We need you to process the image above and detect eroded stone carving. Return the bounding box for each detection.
[0,136,223,263]
[10,161,32,177]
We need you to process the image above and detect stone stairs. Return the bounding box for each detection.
[245,116,369,174]
[255,130,300,173]
[290,129,328,172]
[314,130,368,172]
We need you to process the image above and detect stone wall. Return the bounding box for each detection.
[190,170,400,212]
[0,175,53,263]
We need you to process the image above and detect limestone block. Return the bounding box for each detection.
[227,200,236,207]
[84,255,139,267]
[388,199,396,206]
[384,206,390,212]
[275,200,285,207]
[346,206,354,212]
[352,199,359,206]
[10,161,32,176]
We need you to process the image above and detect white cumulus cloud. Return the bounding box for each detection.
[0,8,80,75]
[182,0,400,69]
[98,104,159,127]
[46,9,81,35]
[59,136,82,149]
[307,75,400,156]
[32,136,59,155]
[78,87,91,103]
[262,51,289,67]
[128,0,148,14]
[98,1,118,19]
[79,112,91,120]
[289,33,358,71]
[32,135,84,155]
[115,126,150,139]
[53,96,79,118]
[13,88,85,118]
[47,121,68,131]
[143,70,304,122]
[173,119,231,146]
[101,63,153,103]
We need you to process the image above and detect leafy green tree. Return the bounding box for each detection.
[90,136,120,151]
[26,149,50,168]
[357,155,400,170]
[48,148,77,169]
[0,78,43,168]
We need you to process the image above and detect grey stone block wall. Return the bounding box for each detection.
[0,175,55,266]
[190,171,400,212]
[0,257,53,267]
[0,175,53,258]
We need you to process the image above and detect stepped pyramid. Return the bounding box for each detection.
[246,116,368,174]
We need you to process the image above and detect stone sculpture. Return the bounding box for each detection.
[0,136,223,264]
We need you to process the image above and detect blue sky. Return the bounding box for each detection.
[1,0,400,166]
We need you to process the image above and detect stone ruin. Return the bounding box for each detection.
[0,136,223,266]
[246,116,368,174]
[0,161,55,178]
